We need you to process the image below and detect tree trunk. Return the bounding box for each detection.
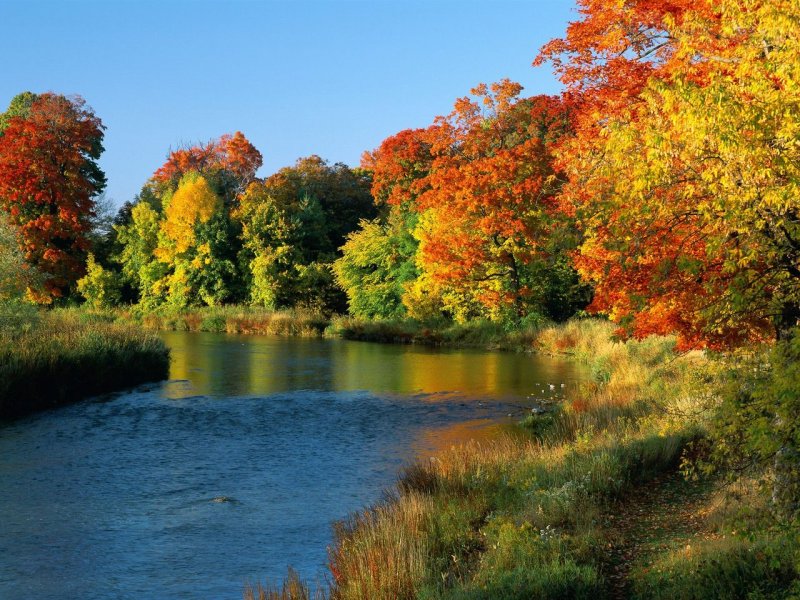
[776,301,800,341]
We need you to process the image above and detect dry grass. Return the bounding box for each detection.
[329,493,434,600]
[244,569,323,600]
[128,306,329,337]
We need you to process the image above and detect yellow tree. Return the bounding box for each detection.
[155,173,234,307]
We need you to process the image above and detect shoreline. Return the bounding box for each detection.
[102,305,556,354]
[0,310,171,420]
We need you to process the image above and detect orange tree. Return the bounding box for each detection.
[414,81,579,322]
[152,131,262,202]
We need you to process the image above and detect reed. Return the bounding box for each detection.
[0,308,170,418]
[122,306,330,337]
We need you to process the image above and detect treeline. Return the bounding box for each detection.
[0,86,592,326]
[0,0,798,351]
[99,146,375,313]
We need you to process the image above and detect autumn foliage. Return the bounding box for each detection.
[2,0,794,350]
[538,0,800,348]
[416,83,572,318]
[336,83,588,323]
[152,131,262,195]
[0,93,105,299]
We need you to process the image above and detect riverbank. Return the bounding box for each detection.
[98,306,548,352]
[0,307,170,419]
[250,319,798,599]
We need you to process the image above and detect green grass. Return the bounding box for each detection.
[630,533,798,600]
[0,307,170,418]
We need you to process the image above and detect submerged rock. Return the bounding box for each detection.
[210,496,236,504]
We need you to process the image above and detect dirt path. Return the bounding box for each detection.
[603,471,719,599]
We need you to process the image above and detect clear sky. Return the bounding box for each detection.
[2,0,576,208]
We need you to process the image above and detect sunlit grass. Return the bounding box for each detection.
[326,316,544,350]
[248,317,799,598]
[244,569,322,600]
[0,307,170,418]
[116,305,330,337]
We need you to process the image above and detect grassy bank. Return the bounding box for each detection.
[114,306,330,338]
[251,319,798,599]
[326,316,545,351]
[106,305,549,351]
[0,306,170,419]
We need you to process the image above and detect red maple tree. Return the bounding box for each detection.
[0,93,106,299]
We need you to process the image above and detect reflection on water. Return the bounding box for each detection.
[163,331,580,403]
[0,332,584,599]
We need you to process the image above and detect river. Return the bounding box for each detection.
[0,332,583,599]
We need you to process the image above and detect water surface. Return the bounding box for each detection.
[0,332,582,599]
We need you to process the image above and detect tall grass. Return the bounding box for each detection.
[0,308,170,418]
[244,569,324,600]
[253,318,797,598]
[327,316,544,350]
[116,306,330,337]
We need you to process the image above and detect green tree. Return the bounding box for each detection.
[234,157,375,312]
[260,156,376,257]
[236,181,331,309]
[76,253,121,309]
[114,201,165,306]
[334,211,418,319]
[0,211,41,302]
[0,92,37,134]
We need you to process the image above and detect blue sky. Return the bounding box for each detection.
[2,1,576,208]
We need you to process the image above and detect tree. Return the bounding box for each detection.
[154,173,235,307]
[334,129,434,318]
[0,211,41,302]
[152,131,262,201]
[538,0,800,349]
[110,132,263,307]
[113,201,166,306]
[415,82,573,322]
[76,253,121,309]
[235,156,375,312]
[334,214,418,319]
[362,128,434,210]
[260,156,376,253]
[0,92,37,134]
[0,92,106,300]
[235,180,334,310]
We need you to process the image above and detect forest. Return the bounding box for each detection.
[1,0,799,597]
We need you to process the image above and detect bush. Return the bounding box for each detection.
[630,535,798,600]
[705,331,800,519]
